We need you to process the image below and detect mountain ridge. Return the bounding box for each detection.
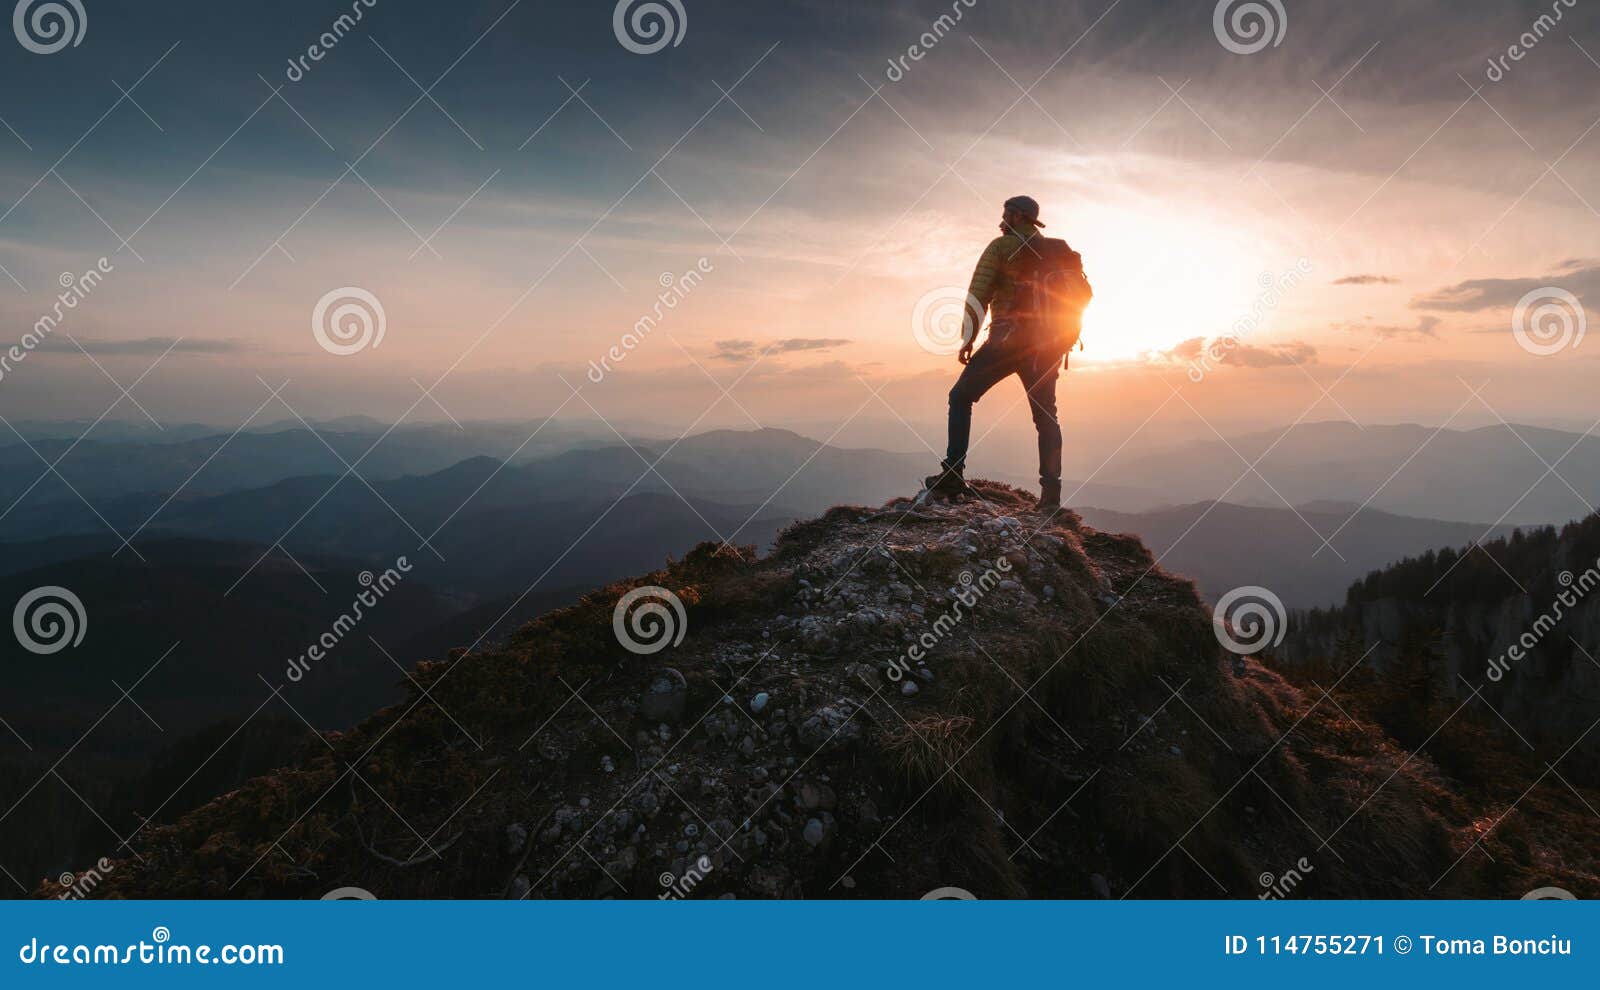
[51,484,1595,899]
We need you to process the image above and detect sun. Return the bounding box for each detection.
[1063,205,1269,363]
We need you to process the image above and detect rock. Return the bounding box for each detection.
[796,779,837,811]
[750,692,770,714]
[508,875,531,899]
[738,735,756,757]
[505,822,528,855]
[901,681,920,696]
[798,704,863,751]
[803,819,826,847]
[1089,873,1112,899]
[859,800,881,830]
[1169,745,1182,757]
[640,668,688,724]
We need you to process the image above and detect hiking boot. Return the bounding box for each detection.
[923,462,973,498]
[1036,480,1061,512]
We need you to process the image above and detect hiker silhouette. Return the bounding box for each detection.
[925,196,1092,510]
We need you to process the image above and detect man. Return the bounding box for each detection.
[925,195,1087,510]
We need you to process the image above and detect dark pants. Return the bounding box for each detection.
[945,324,1062,486]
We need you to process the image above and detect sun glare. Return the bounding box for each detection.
[1065,206,1267,363]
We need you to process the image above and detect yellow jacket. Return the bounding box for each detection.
[961,222,1042,344]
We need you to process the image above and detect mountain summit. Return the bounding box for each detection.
[58,484,1592,899]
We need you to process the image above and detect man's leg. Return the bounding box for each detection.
[945,340,1021,473]
[1022,349,1063,498]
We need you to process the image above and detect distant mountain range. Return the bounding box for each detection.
[0,419,625,514]
[1076,501,1519,608]
[1101,421,1600,526]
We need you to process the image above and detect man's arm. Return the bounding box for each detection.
[961,238,1004,346]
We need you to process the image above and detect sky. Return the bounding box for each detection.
[0,0,1596,469]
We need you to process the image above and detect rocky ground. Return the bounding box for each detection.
[51,482,1598,899]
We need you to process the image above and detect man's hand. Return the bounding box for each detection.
[958,341,974,365]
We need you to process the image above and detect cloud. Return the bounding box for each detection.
[711,337,852,361]
[1167,336,1205,361]
[1333,274,1400,285]
[1153,337,1316,368]
[30,336,248,356]
[1413,265,1600,312]
[1343,315,1441,339]
[1226,341,1318,368]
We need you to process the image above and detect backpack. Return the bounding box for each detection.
[1011,237,1093,353]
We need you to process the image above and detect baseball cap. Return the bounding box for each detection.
[1002,195,1045,227]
